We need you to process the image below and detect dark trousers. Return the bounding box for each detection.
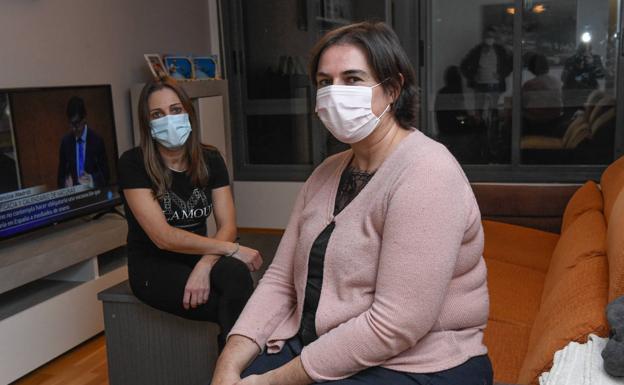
[242,336,493,385]
[129,253,254,348]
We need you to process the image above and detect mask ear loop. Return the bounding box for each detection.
[371,78,393,119]
[376,103,391,120]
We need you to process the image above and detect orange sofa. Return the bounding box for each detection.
[473,156,624,384]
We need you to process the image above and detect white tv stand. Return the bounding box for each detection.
[0,212,128,384]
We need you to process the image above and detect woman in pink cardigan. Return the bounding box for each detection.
[212,21,492,385]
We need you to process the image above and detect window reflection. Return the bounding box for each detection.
[430,2,515,165]
[431,0,617,167]
[520,0,616,165]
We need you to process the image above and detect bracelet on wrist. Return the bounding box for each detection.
[225,243,239,257]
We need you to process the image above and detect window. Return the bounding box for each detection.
[221,0,389,181]
[222,0,623,182]
[427,0,623,182]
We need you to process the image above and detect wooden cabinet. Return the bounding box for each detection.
[0,215,128,384]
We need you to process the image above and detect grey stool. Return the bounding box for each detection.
[98,281,219,385]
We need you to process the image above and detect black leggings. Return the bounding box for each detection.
[128,253,254,348]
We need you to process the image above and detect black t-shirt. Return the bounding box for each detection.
[118,146,230,258]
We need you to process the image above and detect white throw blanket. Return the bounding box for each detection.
[539,334,624,385]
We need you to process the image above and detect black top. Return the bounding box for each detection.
[298,166,375,345]
[117,146,229,259]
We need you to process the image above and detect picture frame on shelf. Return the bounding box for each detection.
[193,55,219,79]
[144,54,168,80]
[163,56,194,81]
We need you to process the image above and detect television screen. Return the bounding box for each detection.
[0,85,120,239]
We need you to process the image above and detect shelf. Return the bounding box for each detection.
[0,213,127,294]
[98,246,128,276]
[0,209,128,384]
[0,245,127,322]
[0,279,80,322]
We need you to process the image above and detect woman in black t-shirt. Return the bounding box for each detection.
[118,78,262,349]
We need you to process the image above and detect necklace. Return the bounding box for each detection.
[168,165,187,172]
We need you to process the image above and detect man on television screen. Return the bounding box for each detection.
[57,96,109,188]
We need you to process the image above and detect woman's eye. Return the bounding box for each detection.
[346,77,362,84]
[171,106,183,114]
[317,79,331,87]
[151,111,163,119]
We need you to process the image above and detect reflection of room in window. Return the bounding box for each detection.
[434,66,488,164]
[521,90,615,165]
[242,1,310,100]
[521,53,563,137]
[246,114,312,165]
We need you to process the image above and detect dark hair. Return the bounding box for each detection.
[484,26,497,37]
[443,65,463,92]
[527,53,549,76]
[137,77,210,198]
[309,21,419,130]
[66,96,86,121]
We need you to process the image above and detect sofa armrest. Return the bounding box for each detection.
[471,183,580,233]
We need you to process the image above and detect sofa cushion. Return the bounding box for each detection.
[600,155,624,225]
[517,256,609,385]
[483,320,531,384]
[541,209,607,303]
[485,258,546,326]
[560,181,603,233]
[483,220,559,273]
[607,190,624,301]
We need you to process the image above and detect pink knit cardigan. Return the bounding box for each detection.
[230,130,489,381]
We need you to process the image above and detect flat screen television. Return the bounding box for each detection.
[0,85,120,239]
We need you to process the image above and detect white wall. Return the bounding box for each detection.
[0,0,214,153]
[234,181,303,229]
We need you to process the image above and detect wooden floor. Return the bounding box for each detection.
[11,334,109,385]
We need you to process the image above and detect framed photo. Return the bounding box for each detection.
[144,54,168,80]
[193,55,219,79]
[163,56,194,81]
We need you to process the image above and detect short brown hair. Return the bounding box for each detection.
[309,21,419,129]
[137,77,209,198]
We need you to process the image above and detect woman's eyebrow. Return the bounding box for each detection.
[316,69,369,79]
[342,69,368,77]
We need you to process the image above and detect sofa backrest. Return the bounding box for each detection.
[516,157,624,384]
[601,155,624,225]
[517,254,609,385]
[600,155,624,302]
[560,181,603,233]
[607,189,624,302]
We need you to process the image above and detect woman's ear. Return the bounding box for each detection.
[390,73,405,104]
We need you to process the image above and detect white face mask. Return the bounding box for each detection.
[315,82,391,144]
[150,113,192,149]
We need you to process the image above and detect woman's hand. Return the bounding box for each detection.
[232,245,263,272]
[183,255,219,310]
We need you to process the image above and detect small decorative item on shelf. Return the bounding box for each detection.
[163,56,194,81]
[193,55,219,80]
[144,54,168,80]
